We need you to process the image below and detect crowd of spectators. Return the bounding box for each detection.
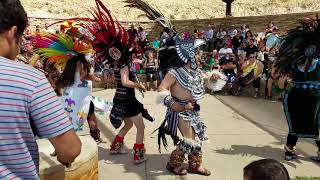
[18,21,288,101]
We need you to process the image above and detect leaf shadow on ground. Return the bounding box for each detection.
[212,144,320,168]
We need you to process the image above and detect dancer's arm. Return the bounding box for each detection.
[157,73,185,112]
[120,65,146,91]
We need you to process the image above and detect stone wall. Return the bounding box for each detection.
[29,11,319,39]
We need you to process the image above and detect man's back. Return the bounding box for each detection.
[0,57,73,179]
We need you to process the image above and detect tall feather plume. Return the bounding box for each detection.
[124,0,173,30]
[275,15,320,73]
[82,0,130,62]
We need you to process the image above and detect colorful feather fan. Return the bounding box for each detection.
[33,33,95,69]
[82,0,130,63]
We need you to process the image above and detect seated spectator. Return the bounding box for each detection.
[256,40,268,78]
[244,159,290,180]
[228,25,237,38]
[266,62,289,100]
[244,38,259,55]
[244,30,255,46]
[219,43,233,59]
[224,35,233,48]
[216,28,227,40]
[143,51,158,90]
[202,53,215,72]
[221,57,237,95]
[236,53,264,98]
[265,21,278,37]
[232,31,244,53]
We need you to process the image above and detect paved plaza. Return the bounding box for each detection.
[87,90,320,180]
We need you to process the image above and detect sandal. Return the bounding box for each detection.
[188,167,211,176]
[166,163,188,176]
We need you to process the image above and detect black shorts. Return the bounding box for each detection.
[146,71,157,82]
[89,101,94,115]
[124,99,143,118]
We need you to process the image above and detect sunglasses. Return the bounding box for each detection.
[249,56,255,58]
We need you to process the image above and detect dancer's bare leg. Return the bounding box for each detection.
[129,114,145,144]
[130,113,147,163]
[118,118,133,137]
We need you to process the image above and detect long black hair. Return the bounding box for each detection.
[275,15,320,74]
[56,53,90,89]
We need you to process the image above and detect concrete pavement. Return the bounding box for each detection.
[91,90,320,180]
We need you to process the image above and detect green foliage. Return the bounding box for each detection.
[294,177,320,180]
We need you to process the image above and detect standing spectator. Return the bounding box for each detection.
[35,25,40,33]
[127,24,138,44]
[143,51,158,90]
[204,26,214,52]
[183,31,190,40]
[240,24,248,38]
[232,31,244,53]
[152,36,160,50]
[244,39,259,55]
[137,26,147,46]
[0,1,81,179]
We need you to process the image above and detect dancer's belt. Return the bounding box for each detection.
[294,81,320,90]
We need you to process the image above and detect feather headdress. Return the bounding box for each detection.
[82,0,130,64]
[275,15,320,73]
[124,0,173,31]
[33,33,95,69]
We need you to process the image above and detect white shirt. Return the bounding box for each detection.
[219,48,233,55]
[217,31,226,39]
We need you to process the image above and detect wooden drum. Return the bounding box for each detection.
[38,136,98,180]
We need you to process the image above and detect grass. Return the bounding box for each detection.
[294,177,320,180]
[21,0,320,20]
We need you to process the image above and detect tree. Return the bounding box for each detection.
[222,0,235,17]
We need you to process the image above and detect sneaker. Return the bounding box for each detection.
[310,156,320,162]
[285,151,298,161]
[235,91,241,96]
[253,92,259,98]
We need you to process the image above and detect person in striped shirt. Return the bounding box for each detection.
[0,1,81,179]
